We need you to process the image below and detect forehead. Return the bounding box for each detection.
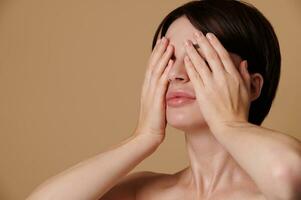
[165,16,199,47]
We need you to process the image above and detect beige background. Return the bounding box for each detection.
[0,0,300,199]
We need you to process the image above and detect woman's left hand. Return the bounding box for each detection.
[183,31,251,132]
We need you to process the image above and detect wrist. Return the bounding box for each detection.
[211,120,253,134]
[132,130,164,147]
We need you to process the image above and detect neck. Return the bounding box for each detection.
[177,126,249,198]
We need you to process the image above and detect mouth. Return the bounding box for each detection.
[166,97,196,107]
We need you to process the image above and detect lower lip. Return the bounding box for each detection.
[166,97,196,107]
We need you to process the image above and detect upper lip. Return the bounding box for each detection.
[166,90,196,101]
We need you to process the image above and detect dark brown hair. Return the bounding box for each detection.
[151,0,281,125]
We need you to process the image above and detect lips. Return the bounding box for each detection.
[166,90,196,101]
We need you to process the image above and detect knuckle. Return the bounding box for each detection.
[151,79,160,89]
[147,56,156,68]
[152,68,161,77]
[153,45,165,55]
[148,61,156,70]
[219,73,227,83]
[156,49,165,59]
[207,51,218,60]
[162,53,172,62]
[220,51,230,60]
[160,42,167,50]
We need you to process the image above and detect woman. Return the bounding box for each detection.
[27,0,301,199]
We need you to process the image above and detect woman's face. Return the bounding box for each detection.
[165,16,243,132]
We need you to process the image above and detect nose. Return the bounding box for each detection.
[167,58,190,83]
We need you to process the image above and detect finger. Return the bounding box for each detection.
[160,59,174,83]
[154,59,174,106]
[194,31,226,77]
[147,37,169,85]
[149,37,169,67]
[156,38,161,45]
[149,45,173,96]
[143,37,162,85]
[143,37,169,97]
[153,44,174,78]
[150,37,162,60]
[140,38,164,112]
[206,33,240,77]
[184,40,211,84]
[184,55,205,89]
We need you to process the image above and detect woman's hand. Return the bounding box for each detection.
[183,31,251,133]
[134,36,174,144]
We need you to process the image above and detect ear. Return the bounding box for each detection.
[249,73,264,102]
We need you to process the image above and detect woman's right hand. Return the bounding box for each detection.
[133,36,174,144]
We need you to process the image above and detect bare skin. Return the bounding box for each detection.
[26,15,301,200]
[134,169,265,200]
[103,16,268,200]
[130,16,265,200]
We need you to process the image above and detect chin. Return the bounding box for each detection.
[166,104,208,132]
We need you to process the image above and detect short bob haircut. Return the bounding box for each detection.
[151,0,281,126]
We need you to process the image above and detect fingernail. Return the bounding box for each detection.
[194,32,202,38]
[245,60,248,69]
[206,33,215,40]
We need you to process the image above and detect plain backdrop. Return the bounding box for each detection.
[0,0,300,199]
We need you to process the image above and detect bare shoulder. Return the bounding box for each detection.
[99,171,165,200]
